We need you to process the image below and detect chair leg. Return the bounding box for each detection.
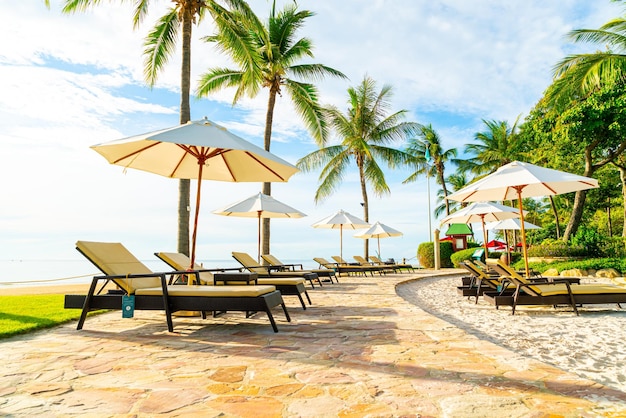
[281,303,291,322]
[77,278,99,330]
[304,290,312,305]
[296,293,307,310]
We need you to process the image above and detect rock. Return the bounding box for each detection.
[596,268,620,279]
[560,268,587,277]
[543,268,560,277]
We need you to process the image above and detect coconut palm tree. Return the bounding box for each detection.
[457,118,521,177]
[296,76,419,257]
[62,0,255,256]
[549,16,626,107]
[433,172,468,218]
[196,1,347,256]
[402,124,457,216]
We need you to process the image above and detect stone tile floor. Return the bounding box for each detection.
[1,270,626,417]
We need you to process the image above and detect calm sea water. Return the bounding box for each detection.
[0,258,319,288]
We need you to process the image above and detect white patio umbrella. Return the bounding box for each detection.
[486,218,541,264]
[312,210,369,260]
[91,118,298,270]
[354,221,403,259]
[446,160,598,276]
[440,202,523,258]
[213,192,306,262]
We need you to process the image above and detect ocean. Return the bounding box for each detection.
[0,258,320,288]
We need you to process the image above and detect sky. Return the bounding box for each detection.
[0,0,622,268]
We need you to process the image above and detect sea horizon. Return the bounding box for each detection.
[0,258,332,288]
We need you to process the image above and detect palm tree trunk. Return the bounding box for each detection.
[436,162,450,215]
[261,88,278,259]
[549,196,561,239]
[358,162,369,258]
[620,166,626,237]
[177,6,193,256]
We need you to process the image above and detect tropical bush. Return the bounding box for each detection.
[418,241,454,268]
[514,258,626,275]
[450,248,476,267]
[527,239,586,257]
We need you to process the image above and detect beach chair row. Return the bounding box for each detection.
[457,259,626,315]
[65,242,338,334]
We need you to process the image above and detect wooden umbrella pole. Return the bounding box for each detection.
[257,211,262,263]
[516,187,530,278]
[481,215,489,260]
[190,161,204,280]
[340,224,343,260]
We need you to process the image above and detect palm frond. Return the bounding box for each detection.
[143,9,179,87]
[285,79,327,143]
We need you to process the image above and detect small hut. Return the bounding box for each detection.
[444,223,473,251]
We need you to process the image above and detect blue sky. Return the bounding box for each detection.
[0,0,621,266]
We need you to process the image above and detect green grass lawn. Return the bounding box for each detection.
[0,294,97,339]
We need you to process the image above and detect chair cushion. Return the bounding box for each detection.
[156,252,213,284]
[257,278,305,286]
[136,285,276,297]
[77,241,160,293]
[530,283,626,297]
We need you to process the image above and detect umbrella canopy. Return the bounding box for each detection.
[447,160,598,276]
[354,221,403,258]
[440,202,522,257]
[486,239,507,248]
[486,218,542,262]
[91,118,298,270]
[312,210,369,259]
[213,192,306,262]
[485,218,541,232]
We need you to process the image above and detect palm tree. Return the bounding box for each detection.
[196,1,347,257]
[457,118,521,177]
[549,17,626,107]
[296,76,419,257]
[547,15,626,240]
[433,172,468,217]
[62,0,255,256]
[403,124,457,215]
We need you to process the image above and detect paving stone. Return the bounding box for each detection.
[1,269,626,416]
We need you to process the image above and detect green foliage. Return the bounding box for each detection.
[0,295,96,339]
[418,242,434,268]
[516,258,626,275]
[527,239,587,257]
[440,242,454,268]
[599,236,626,258]
[418,241,454,268]
[570,224,604,257]
[450,248,476,267]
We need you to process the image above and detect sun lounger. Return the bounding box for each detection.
[232,251,323,288]
[261,254,338,283]
[483,260,626,315]
[65,241,291,332]
[368,255,416,273]
[157,252,312,310]
[458,261,508,303]
[331,256,382,276]
[312,257,368,276]
[353,255,395,274]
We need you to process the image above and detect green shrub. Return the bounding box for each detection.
[522,258,626,275]
[527,239,586,257]
[418,242,433,268]
[599,237,626,258]
[440,241,454,268]
[418,241,454,268]
[450,248,476,267]
[571,225,603,257]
